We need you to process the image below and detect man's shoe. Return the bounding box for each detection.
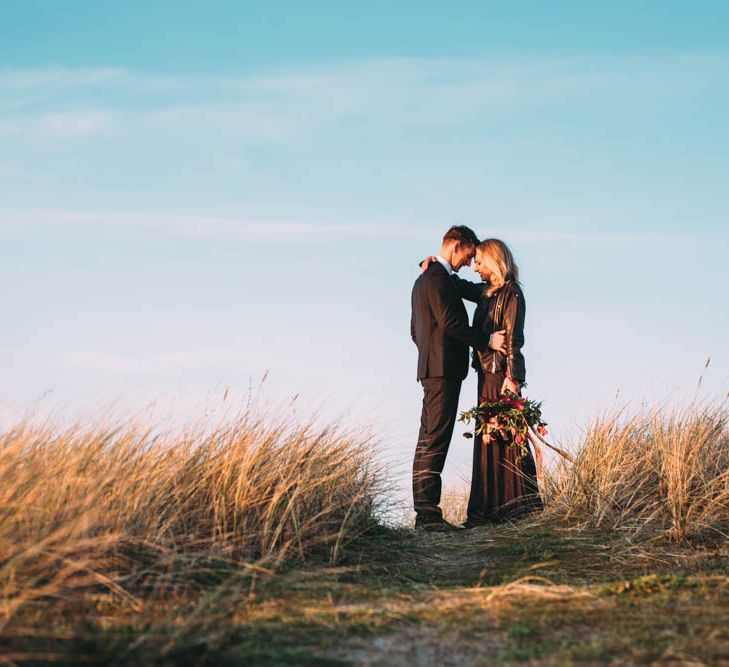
[415,518,460,532]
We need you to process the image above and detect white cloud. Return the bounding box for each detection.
[2,209,420,241]
[0,208,705,245]
[1,53,727,143]
[63,346,275,376]
[66,351,202,374]
[0,67,127,89]
[503,229,693,244]
[37,109,118,139]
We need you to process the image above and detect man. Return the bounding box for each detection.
[410,225,505,531]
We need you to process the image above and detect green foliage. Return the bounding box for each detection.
[459,391,547,461]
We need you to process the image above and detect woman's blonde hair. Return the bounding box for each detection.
[476,238,520,296]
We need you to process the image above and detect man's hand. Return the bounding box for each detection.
[489,329,506,354]
[420,256,437,274]
[501,376,520,395]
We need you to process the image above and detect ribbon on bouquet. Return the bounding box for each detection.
[528,430,544,479]
[526,427,575,480]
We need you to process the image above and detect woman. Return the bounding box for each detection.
[461,239,543,525]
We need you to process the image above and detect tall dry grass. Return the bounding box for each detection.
[440,485,470,526]
[0,410,385,632]
[441,402,729,543]
[542,402,729,541]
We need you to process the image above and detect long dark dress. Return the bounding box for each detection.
[466,368,543,523]
[465,281,543,523]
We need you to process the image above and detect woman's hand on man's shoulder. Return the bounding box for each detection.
[419,256,438,274]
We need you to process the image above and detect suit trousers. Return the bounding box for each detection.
[413,377,462,521]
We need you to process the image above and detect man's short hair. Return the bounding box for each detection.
[442,225,479,248]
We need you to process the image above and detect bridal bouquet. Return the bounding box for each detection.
[459,392,548,462]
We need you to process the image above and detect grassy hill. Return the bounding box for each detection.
[1,403,727,665]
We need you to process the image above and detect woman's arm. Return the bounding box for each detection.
[419,256,485,303]
[451,274,486,303]
[428,274,491,351]
[502,287,526,389]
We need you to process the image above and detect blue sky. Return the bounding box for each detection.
[1,1,728,497]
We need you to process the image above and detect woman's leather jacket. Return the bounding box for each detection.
[452,275,526,383]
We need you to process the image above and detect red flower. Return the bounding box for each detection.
[460,393,546,452]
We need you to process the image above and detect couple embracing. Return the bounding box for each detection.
[410,225,543,532]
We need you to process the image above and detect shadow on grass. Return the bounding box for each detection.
[4,520,729,666]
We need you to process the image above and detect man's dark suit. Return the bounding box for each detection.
[410,262,490,522]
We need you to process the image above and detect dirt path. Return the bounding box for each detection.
[277,523,729,666]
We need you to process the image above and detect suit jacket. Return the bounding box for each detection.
[410,263,491,381]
